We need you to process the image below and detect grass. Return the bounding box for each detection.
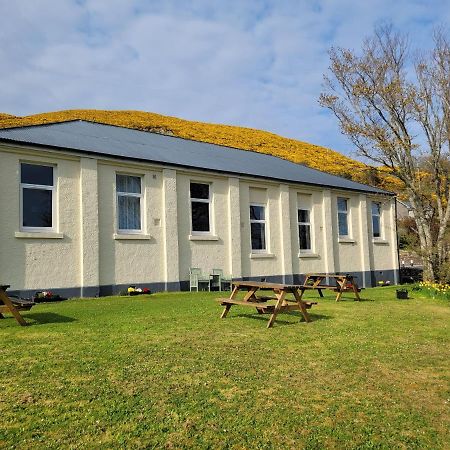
[0,286,449,449]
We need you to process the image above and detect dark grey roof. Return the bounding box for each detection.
[0,120,392,195]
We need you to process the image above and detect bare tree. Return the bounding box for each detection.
[320,25,450,282]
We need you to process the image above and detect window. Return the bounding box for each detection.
[298,209,312,251]
[190,182,211,233]
[116,174,142,232]
[20,163,54,230]
[337,197,349,237]
[371,202,381,238]
[250,204,266,251]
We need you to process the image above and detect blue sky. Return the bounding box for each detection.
[0,0,448,157]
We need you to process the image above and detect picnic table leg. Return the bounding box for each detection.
[0,290,28,326]
[293,289,311,323]
[242,287,258,302]
[297,287,306,301]
[221,304,232,318]
[240,287,264,314]
[352,281,361,301]
[267,291,286,328]
[221,285,240,318]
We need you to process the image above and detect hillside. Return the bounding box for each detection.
[0,109,400,191]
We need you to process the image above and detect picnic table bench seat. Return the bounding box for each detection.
[216,298,317,309]
[0,285,35,326]
[0,296,35,311]
[301,284,362,292]
[300,274,362,301]
[216,281,318,328]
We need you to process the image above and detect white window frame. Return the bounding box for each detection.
[371,201,382,239]
[190,181,212,235]
[20,162,56,232]
[250,202,268,253]
[337,197,350,238]
[298,207,313,253]
[116,173,143,234]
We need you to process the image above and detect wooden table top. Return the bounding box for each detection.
[232,280,302,290]
[305,273,356,279]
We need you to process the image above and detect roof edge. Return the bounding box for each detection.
[0,138,395,196]
[0,119,393,195]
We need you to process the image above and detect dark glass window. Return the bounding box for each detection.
[250,205,265,221]
[190,182,210,232]
[191,202,210,232]
[337,197,349,237]
[250,204,266,251]
[298,209,311,251]
[21,163,53,186]
[251,223,266,250]
[22,188,53,228]
[21,163,54,229]
[116,174,142,231]
[190,182,209,200]
[372,202,381,238]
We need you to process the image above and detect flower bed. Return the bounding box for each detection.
[33,291,66,303]
[118,286,151,296]
[417,281,450,300]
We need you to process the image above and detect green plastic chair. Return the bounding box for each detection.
[212,269,232,291]
[189,268,210,291]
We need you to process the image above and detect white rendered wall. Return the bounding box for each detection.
[0,144,399,294]
[97,162,165,289]
[0,147,81,291]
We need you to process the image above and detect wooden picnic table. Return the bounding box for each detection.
[300,273,361,302]
[0,285,34,326]
[216,280,317,328]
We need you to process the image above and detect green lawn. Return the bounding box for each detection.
[1,287,449,449]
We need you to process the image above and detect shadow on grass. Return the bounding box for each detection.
[316,296,375,302]
[231,311,332,326]
[25,312,77,325]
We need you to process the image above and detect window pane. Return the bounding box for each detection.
[337,197,347,212]
[338,212,348,236]
[118,196,141,230]
[299,224,311,250]
[298,209,310,223]
[372,216,381,238]
[23,188,52,228]
[21,163,53,186]
[250,205,265,221]
[190,182,209,200]
[116,175,141,194]
[371,202,381,216]
[251,223,266,250]
[191,201,210,232]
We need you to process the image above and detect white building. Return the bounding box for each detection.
[0,120,399,297]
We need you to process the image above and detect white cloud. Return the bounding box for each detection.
[0,0,447,154]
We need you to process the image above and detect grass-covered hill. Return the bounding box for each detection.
[0,109,400,191]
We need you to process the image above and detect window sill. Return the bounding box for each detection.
[15,231,64,239]
[189,234,219,241]
[250,252,275,259]
[298,252,320,259]
[373,239,389,245]
[114,233,152,240]
[338,237,356,244]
